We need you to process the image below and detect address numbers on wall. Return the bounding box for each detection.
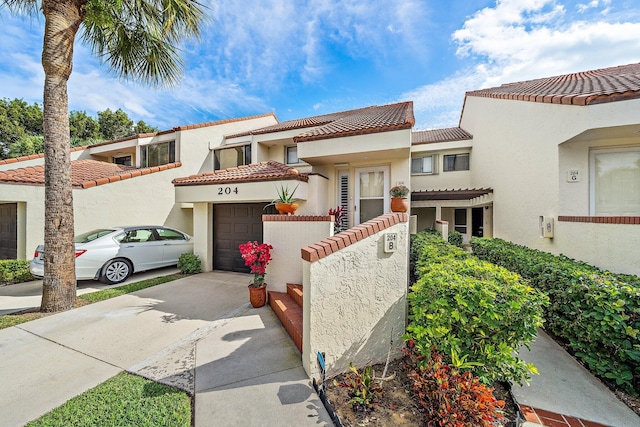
[217,186,239,195]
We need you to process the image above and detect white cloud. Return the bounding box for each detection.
[406,0,640,129]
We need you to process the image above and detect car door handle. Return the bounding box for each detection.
[124,245,135,248]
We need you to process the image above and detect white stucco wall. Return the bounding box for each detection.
[461,96,640,275]
[302,220,409,377]
[264,218,334,293]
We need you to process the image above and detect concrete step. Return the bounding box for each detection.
[268,291,302,352]
[286,283,303,307]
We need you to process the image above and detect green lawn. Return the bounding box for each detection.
[26,372,191,427]
[0,275,181,330]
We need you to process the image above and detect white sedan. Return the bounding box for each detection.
[30,226,193,284]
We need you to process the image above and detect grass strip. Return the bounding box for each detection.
[26,371,191,427]
[0,274,181,330]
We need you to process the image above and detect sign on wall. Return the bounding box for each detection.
[384,233,398,253]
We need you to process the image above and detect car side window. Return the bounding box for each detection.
[121,229,155,243]
[156,228,186,241]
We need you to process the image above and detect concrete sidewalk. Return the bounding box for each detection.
[513,330,640,427]
[0,271,330,426]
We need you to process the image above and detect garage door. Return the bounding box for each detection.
[0,203,17,259]
[214,203,268,273]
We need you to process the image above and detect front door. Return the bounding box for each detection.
[472,207,484,237]
[354,167,389,225]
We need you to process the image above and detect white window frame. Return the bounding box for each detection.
[354,166,390,225]
[214,144,251,171]
[411,154,437,175]
[443,153,470,172]
[589,146,640,215]
[285,145,299,165]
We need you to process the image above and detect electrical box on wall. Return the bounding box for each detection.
[539,216,554,238]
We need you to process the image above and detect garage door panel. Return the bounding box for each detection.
[214,203,266,273]
[0,204,17,260]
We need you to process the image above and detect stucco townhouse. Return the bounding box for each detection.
[0,61,638,277]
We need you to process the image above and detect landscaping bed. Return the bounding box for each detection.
[325,357,519,426]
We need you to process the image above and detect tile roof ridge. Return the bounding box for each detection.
[0,145,89,165]
[80,161,182,189]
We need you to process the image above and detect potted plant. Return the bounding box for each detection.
[390,184,410,213]
[239,240,273,308]
[266,183,300,215]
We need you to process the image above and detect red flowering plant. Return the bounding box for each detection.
[238,241,273,288]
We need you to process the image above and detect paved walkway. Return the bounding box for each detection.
[514,330,639,427]
[0,272,331,426]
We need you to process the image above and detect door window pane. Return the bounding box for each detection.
[360,171,385,197]
[454,208,467,233]
[593,150,640,215]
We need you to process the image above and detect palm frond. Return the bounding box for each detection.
[0,0,39,16]
[81,0,206,87]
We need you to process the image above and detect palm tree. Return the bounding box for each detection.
[0,0,205,312]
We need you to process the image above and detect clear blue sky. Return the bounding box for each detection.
[1,0,639,131]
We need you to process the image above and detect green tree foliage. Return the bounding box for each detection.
[134,120,158,135]
[98,108,134,140]
[9,135,44,157]
[69,110,100,141]
[0,98,43,158]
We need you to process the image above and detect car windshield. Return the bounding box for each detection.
[74,229,115,243]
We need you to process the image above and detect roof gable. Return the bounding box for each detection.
[466,62,640,106]
[412,127,472,145]
[0,159,181,189]
[172,161,308,186]
[228,102,415,142]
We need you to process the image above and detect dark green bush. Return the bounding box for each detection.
[0,260,34,285]
[177,253,201,274]
[471,237,640,394]
[406,231,547,385]
[447,230,464,247]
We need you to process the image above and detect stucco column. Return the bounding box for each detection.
[435,205,442,221]
[193,203,212,271]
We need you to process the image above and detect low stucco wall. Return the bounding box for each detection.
[301,213,409,378]
[263,215,334,292]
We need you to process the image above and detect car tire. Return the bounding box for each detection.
[101,259,132,284]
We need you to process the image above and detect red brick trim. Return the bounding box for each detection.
[80,162,182,189]
[436,219,448,224]
[558,216,640,224]
[301,212,408,262]
[262,215,333,222]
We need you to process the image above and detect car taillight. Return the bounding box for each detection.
[34,250,40,258]
[75,249,87,258]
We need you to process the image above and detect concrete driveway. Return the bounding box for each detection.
[0,271,330,426]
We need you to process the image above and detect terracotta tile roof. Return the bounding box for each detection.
[466,62,640,106]
[412,127,472,145]
[86,113,278,149]
[226,102,415,141]
[172,161,308,187]
[0,146,88,166]
[0,159,181,189]
[411,188,493,201]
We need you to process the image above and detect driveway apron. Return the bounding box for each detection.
[0,271,323,426]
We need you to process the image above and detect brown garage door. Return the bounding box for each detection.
[0,203,17,259]
[214,203,268,273]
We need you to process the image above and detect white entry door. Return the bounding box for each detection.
[354,166,389,224]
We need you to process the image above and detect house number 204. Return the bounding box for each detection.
[218,187,239,195]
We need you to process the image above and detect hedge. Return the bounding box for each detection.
[471,237,640,394]
[0,260,34,285]
[407,231,547,385]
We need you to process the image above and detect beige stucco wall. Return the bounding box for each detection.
[410,142,473,191]
[302,220,409,377]
[264,218,334,292]
[461,95,640,275]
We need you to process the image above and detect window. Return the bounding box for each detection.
[590,148,640,215]
[412,155,435,174]
[443,153,470,172]
[141,141,175,167]
[214,144,251,170]
[286,146,299,164]
[454,209,467,234]
[114,155,132,166]
[156,227,188,241]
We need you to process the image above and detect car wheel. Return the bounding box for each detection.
[101,259,132,284]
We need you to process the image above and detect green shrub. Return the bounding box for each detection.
[448,230,464,247]
[407,231,547,385]
[177,253,201,274]
[0,260,34,285]
[403,344,505,427]
[334,362,383,412]
[472,237,640,394]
